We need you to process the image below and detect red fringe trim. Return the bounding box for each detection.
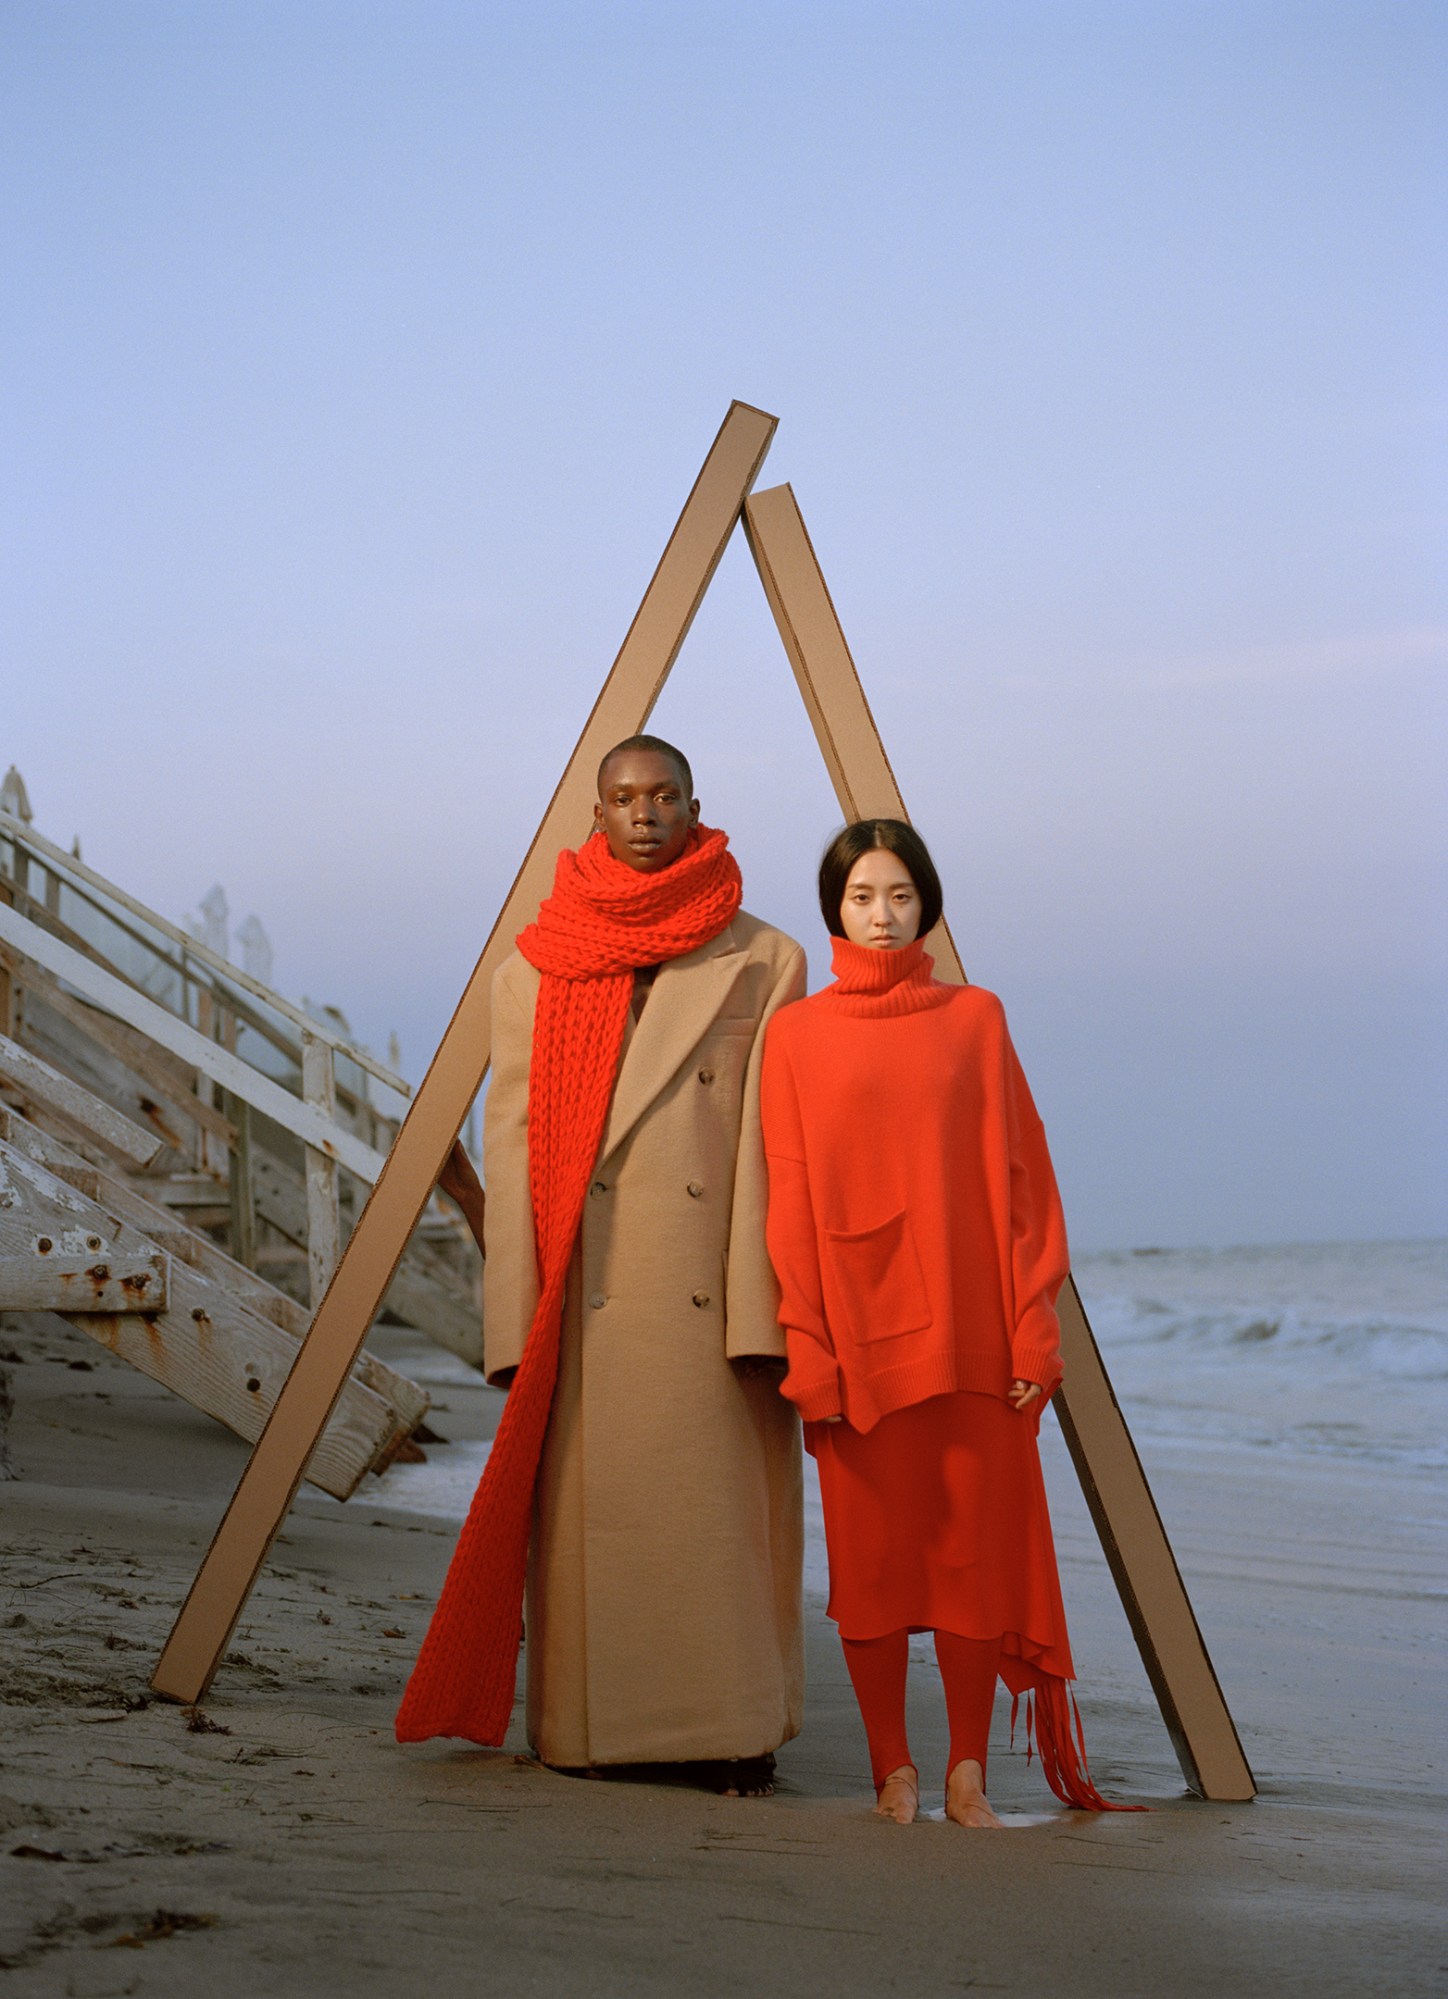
[1009,1681,1148,1813]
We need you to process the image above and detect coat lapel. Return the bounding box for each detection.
[597,925,749,1166]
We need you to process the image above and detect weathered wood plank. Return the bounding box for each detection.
[1,1111,430,1437]
[0,1030,164,1168]
[0,1116,411,1499]
[381,1259,484,1370]
[0,900,388,1185]
[0,1249,168,1313]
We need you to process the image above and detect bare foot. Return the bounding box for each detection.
[713,1754,776,1797]
[874,1764,919,1824]
[945,1759,1003,1829]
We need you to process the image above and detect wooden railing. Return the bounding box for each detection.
[0,809,480,1344]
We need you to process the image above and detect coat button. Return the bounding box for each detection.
[589,1181,607,1197]
[686,1181,703,1198]
[697,1067,715,1085]
[692,1291,710,1308]
[589,1293,607,1310]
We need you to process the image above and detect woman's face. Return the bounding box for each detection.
[839,848,923,949]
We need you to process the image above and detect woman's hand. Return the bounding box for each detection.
[1008,1379,1042,1414]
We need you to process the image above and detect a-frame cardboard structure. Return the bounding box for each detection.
[153,401,1255,1802]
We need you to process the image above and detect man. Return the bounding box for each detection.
[398,736,805,1795]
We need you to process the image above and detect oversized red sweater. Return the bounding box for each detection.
[760,936,1069,1430]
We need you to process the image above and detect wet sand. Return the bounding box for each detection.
[1,1312,1443,1996]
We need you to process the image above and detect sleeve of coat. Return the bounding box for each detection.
[481,957,540,1386]
[723,939,807,1363]
[759,1020,845,1423]
[1001,1018,1068,1401]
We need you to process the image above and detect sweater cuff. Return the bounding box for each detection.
[780,1332,844,1423]
[1008,1343,1064,1407]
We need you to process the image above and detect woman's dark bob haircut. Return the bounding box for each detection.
[818,819,944,940]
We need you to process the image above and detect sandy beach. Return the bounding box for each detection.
[2,1281,1444,1998]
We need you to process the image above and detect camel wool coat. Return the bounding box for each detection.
[482,911,807,1767]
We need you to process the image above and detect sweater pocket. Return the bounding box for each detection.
[823,1209,933,1345]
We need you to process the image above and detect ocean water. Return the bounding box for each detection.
[362,1239,1448,1538]
[1072,1238,1448,1476]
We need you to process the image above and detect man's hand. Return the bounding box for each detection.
[732,1355,788,1383]
[436,1139,486,1254]
[1008,1379,1042,1413]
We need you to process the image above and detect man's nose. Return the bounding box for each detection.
[631,798,658,822]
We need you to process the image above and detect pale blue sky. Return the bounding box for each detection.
[3,1,1444,1247]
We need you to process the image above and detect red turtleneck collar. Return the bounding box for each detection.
[820,935,956,1017]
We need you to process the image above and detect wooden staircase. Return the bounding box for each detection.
[0,786,484,1494]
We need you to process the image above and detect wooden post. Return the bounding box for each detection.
[742,480,1254,1801]
[0,878,13,1040]
[193,988,227,1177]
[224,1090,256,1272]
[217,1006,254,1269]
[151,399,779,1705]
[302,1031,341,1308]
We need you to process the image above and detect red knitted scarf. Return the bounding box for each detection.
[395,825,743,1744]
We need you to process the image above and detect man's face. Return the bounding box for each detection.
[594,750,699,872]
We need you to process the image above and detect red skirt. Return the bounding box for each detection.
[809,1388,1075,1688]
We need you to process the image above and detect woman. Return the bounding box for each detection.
[760,819,1136,1827]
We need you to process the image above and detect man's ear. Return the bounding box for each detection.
[689,798,701,827]
[593,801,605,831]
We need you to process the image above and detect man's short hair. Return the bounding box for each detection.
[597,734,694,800]
[817,818,944,939]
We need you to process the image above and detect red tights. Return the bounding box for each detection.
[840,1630,1003,1791]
